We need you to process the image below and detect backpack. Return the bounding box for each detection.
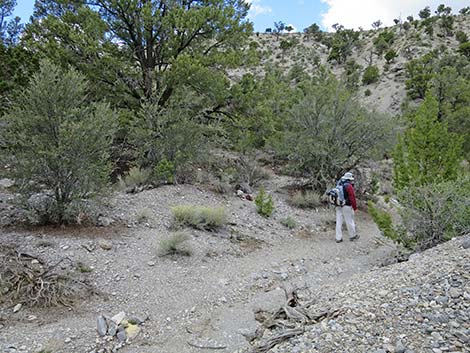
[327,181,346,206]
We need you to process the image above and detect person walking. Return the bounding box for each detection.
[335,172,359,243]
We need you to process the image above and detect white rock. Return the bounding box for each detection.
[13,304,22,313]
[111,311,126,325]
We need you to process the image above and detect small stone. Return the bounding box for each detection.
[97,216,113,227]
[111,311,126,325]
[462,237,470,249]
[13,304,22,313]
[116,330,127,342]
[107,322,118,336]
[0,178,14,188]
[97,315,108,336]
[436,296,449,305]
[125,324,141,340]
[27,315,37,321]
[65,338,72,344]
[449,288,461,299]
[98,240,112,250]
[147,261,156,267]
[31,259,39,265]
[395,340,406,353]
[128,314,147,325]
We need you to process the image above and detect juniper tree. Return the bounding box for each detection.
[393,94,463,191]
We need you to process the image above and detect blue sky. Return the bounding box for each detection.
[12,0,470,32]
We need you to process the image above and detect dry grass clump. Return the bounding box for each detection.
[280,216,297,229]
[0,246,95,308]
[289,190,323,209]
[171,205,227,230]
[158,232,192,257]
[117,166,152,190]
[135,207,152,223]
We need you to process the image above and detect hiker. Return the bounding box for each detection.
[334,172,359,243]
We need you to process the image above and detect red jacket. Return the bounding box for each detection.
[343,183,357,211]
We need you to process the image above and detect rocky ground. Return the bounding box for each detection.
[0,173,400,353]
[241,236,470,353]
[0,174,467,353]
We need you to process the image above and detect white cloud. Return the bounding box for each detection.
[320,0,468,31]
[246,0,272,19]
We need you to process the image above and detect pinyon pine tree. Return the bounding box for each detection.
[0,60,116,223]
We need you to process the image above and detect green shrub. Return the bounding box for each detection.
[158,232,192,256]
[368,201,401,242]
[255,186,274,217]
[0,60,116,224]
[455,30,468,44]
[118,167,152,190]
[280,216,297,229]
[131,92,209,184]
[384,49,397,63]
[289,190,322,208]
[77,262,93,273]
[234,154,270,187]
[458,42,470,58]
[153,158,175,184]
[362,65,380,85]
[364,88,372,96]
[398,177,470,251]
[171,205,227,230]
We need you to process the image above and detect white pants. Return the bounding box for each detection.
[336,206,356,241]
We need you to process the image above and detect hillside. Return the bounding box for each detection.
[236,14,470,114]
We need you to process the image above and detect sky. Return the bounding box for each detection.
[12,0,470,32]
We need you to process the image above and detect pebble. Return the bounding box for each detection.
[97,315,108,337]
[395,340,406,353]
[13,304,22,313]
[111,312,126,325]
[116,330,127,342]
[448,287,461,299]
[98,240,113,250]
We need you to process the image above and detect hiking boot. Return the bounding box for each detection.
[349,234,360,242]
[335,239,343,243]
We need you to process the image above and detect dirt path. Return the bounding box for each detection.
[0,181,397,353]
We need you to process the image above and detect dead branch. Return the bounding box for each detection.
[0,246,96,308]
[250,328,304,353]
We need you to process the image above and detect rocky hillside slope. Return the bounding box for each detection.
[235,14,470,115]
[241,236,470,353]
